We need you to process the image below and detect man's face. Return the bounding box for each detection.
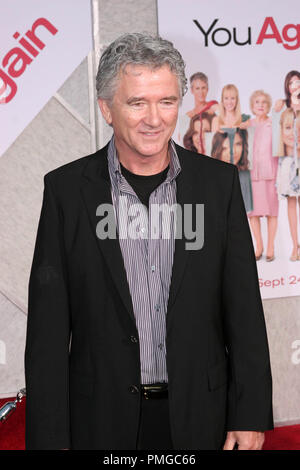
[98,64,180,161]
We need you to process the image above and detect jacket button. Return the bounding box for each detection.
[130,335,138,343]
[129,385,139,394]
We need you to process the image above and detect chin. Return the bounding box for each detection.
[139,148,164,158]
[137,143,167,157]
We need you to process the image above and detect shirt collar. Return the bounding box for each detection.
[107,134,181,186]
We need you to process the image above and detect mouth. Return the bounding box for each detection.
[140,130,163,137]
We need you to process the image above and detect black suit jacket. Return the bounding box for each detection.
[25,142,273,450]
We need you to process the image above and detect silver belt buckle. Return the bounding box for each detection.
[142,384,167,399]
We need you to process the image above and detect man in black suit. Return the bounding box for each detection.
[25,33,273,450]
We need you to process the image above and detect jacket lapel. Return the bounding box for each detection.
[80,145,136,327]
[80,143,203,329]
[166,144,202,325]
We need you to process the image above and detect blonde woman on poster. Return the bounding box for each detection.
[208,84,253,214]
[276,109,300,260]
[211,84,250,131]
[273,70,300,261]
[244,91,279,262]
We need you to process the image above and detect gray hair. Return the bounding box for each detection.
[96,33,187,104]
[189,72,208,86]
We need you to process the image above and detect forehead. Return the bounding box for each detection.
[222,137,230,146]
[116,63,179,94]
[234,132,242,141]
[282,113,294,125]
[223,89,236,96]
[194,117,209,128]
[289,75,300,83]
[254,94,267,101]
[192,78,207,88]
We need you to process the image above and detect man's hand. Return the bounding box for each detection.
[223,431,265,450]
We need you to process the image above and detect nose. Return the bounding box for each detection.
[224,148,230,160]
[144,104,162,127]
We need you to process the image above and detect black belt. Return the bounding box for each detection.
[141,383,168,399]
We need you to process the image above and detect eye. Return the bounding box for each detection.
[129,101,145,108]
[161,100,175,106]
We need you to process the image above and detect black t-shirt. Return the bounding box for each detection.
[120,162,170,209]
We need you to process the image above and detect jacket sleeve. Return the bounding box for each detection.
[25,174,71,449]
[222,165,274,431]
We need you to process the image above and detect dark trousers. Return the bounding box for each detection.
[136,395,173,450]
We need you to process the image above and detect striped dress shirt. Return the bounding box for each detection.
[107,136,181,384]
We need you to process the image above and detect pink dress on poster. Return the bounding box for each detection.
[247,117,279,218]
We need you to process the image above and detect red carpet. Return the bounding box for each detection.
[0,396,26,450]
[0,397,299,450]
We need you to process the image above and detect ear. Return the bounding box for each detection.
[98,98,112,125]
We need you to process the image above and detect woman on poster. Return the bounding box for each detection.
[211,84,250,131]
[210,128,253,213]
[186,72,218,119]
[243,90,279,262]
[274,70,300,261]
[176,72,218,151]
[183,112,213,153]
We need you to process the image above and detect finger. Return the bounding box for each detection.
[223,435,237,450]
[238,438,261,450]
[256,434,265,450]
[237,444,256,450]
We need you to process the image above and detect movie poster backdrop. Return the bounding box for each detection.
[158,0,300,299]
